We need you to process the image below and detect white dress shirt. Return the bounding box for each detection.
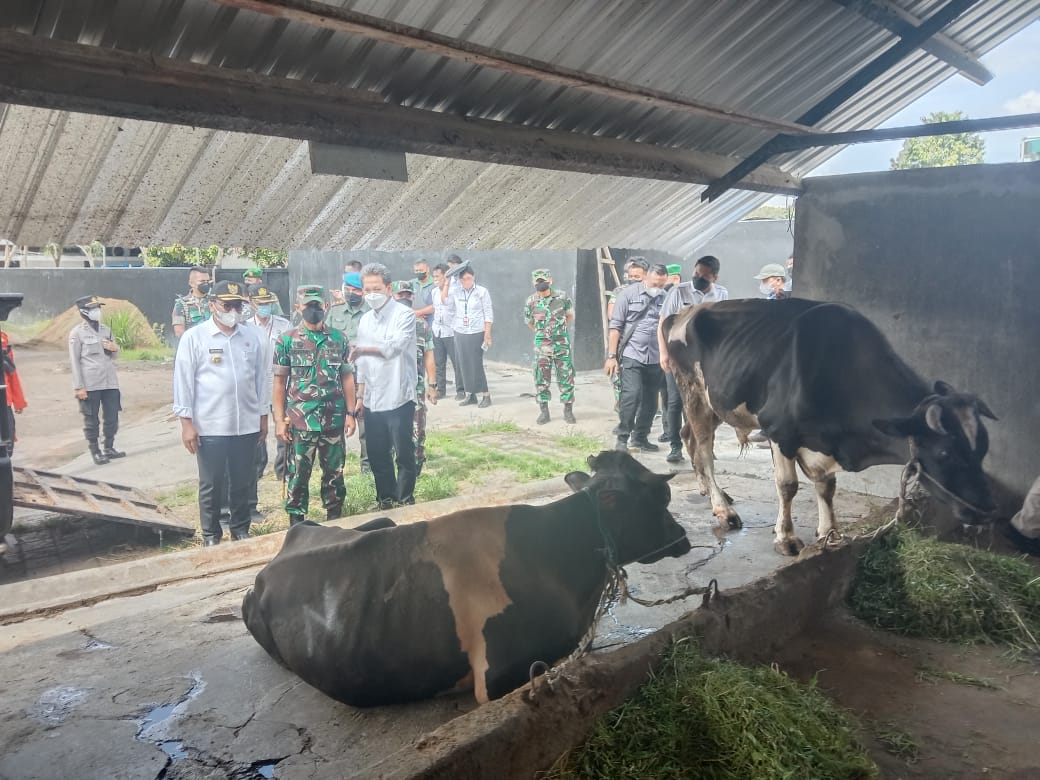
[431,288,455,339]
[173,318,268,436]
[444,283,494,335]
[250,314,290,411]
[354,299,417,412]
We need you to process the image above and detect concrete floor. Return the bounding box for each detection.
[0,361,896,780]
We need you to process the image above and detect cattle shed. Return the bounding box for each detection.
[795,161,1040,500]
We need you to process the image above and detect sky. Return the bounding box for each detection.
[807,18,1040,177]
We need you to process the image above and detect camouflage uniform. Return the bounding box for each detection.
[524,270,575,405]
[171,292,211,332]
[274,286,353,521]
[391,281,434,474]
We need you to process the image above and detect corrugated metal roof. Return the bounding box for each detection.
[0,0,1037,254]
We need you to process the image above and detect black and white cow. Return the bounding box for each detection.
[242,450,690,706]
[664,298,996,555]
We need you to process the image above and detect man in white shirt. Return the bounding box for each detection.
[248,282,291,485]
[173,280,269,546]
[657,255,730,463]
[430,263,461,400]
[350,263,419,509]
[441,264,494,408]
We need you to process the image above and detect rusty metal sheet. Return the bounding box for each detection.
[12,467,194,536]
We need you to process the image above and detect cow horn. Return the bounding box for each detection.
[975,399,999,421]
[934,380,956,396]
[925,403,946,435]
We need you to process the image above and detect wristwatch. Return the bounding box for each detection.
[606,353,617,359]
[429,382,438,389]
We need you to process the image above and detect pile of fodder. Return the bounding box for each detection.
[547,640,877,780]
[36,298,163,349]
[849,524,1040,650]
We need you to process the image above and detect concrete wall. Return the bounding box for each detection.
[290,249,584,369]
[795,162,1040,499]
[692,219,794,298]
[0,267,289,343]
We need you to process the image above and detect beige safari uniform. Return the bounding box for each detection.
[69,321,120,391]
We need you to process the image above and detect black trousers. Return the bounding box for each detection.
[454,331,488,395]
[254,433,288,481]
[198,433,258,543]
[365,401,416,506]
[433,334,462,393]
[665,371,683,446]
[617,358,663,442]
[79,388,121,447]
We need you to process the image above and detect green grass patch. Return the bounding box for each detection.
[555,431,605,453]
[871,721,920,764]
[548,640,878,780]
[425,429,587,482]
[154,482,198,509]
[1,317,50,342]
[848,525,1040,650]
[914,665,999,690]
[462,419,520,434]
[120,346,174,361]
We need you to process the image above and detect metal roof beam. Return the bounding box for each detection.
[210,0,817,137]
[0,31,801,196]
[771,112,1040,151]
[702,0,981,201]
[832,0,993,85]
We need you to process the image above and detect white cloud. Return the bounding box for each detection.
[1005,90,1040,114]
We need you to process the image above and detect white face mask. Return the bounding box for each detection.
[85,308,102,322]
[214,310,238,327]
[364,292,388,310]
[644,285,664,297]
[759,282,776,297]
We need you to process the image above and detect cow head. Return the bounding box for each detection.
[874,381,997,524]
[564,450,692,564]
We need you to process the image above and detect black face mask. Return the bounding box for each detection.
[196,282,212,295]
[693,276,711,292]
[301,306,325,325]
[415,271,428,281]
[346,293,363,307]
[534,281,550,292]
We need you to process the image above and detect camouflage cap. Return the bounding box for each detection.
[296,285,326,305]
[247,283,277,302]
[666,264,683,275]
[211,280,248,302]
[243,267,264,279]
[75,295,104,309]
[531,268,552,281]
[390,280,415,296]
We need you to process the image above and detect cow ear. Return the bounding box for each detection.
[976,398,998,421]
[564,471,591,492]
[934,380,956,396]
[873,416,917,438]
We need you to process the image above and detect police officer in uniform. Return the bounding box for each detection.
[273,286,358,525]
[69,295,124,465]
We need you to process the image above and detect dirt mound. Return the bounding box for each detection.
[36,298,163,349]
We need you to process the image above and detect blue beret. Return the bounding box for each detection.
[343,272,362,289]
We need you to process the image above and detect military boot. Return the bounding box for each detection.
[536,403,551,425]
[103,440,126,459]
[563,403,576,424]
[89,443,109,466]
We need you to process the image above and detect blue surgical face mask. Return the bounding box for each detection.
[256,304,273,317]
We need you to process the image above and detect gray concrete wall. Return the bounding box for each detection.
[795,162,1040,499]
[0,268,289,343]
[290,249,584,369]
[692,219,794,299]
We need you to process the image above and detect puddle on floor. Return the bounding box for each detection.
[134,673,206,759]
[29,686,90,723]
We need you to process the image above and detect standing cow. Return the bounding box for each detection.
[664,299,996,555]
[242,450,690,706]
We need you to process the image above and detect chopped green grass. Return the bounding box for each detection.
[547,640,878,780]
[556,431,605,452]
[871,721,920,764]
[849,525,1040,650]
[914,665,999,689]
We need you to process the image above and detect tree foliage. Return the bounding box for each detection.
[243,247,288,268]
[140,244,287,268]
[890,111,985,170]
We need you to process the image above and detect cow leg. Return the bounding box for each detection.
[796,449,840,541]
[695,415,740,529]
[770,443,804,556]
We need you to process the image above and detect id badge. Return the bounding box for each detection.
[462,317,469,327]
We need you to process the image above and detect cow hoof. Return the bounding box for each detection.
[774,538,805,556]
[717,514,742,531]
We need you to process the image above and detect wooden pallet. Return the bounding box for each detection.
[12,467,194,536]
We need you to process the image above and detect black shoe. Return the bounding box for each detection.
[288,513,306,527]
[203,538,220,547]
[614,438,629,452]
[376,499,395,511]
[249,511,266,524]
[563,403,576,425]
[657,432,671,443]
[455,391,467,401]
[536,404,550,425]
[666,446,684,463]
[630,439,660,453]
[103,446,126,459]
[477,395,492,409]
[326,508,343,521]
[459,394,478,406]
[90,450,109,465]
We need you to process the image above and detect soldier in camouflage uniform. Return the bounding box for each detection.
[391,281,438,476]
[524,269,576,425]
[171,266,213,338]
[273,285,358,525]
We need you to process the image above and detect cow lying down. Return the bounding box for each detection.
[664,299,997,556]
[242,450,691,707]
